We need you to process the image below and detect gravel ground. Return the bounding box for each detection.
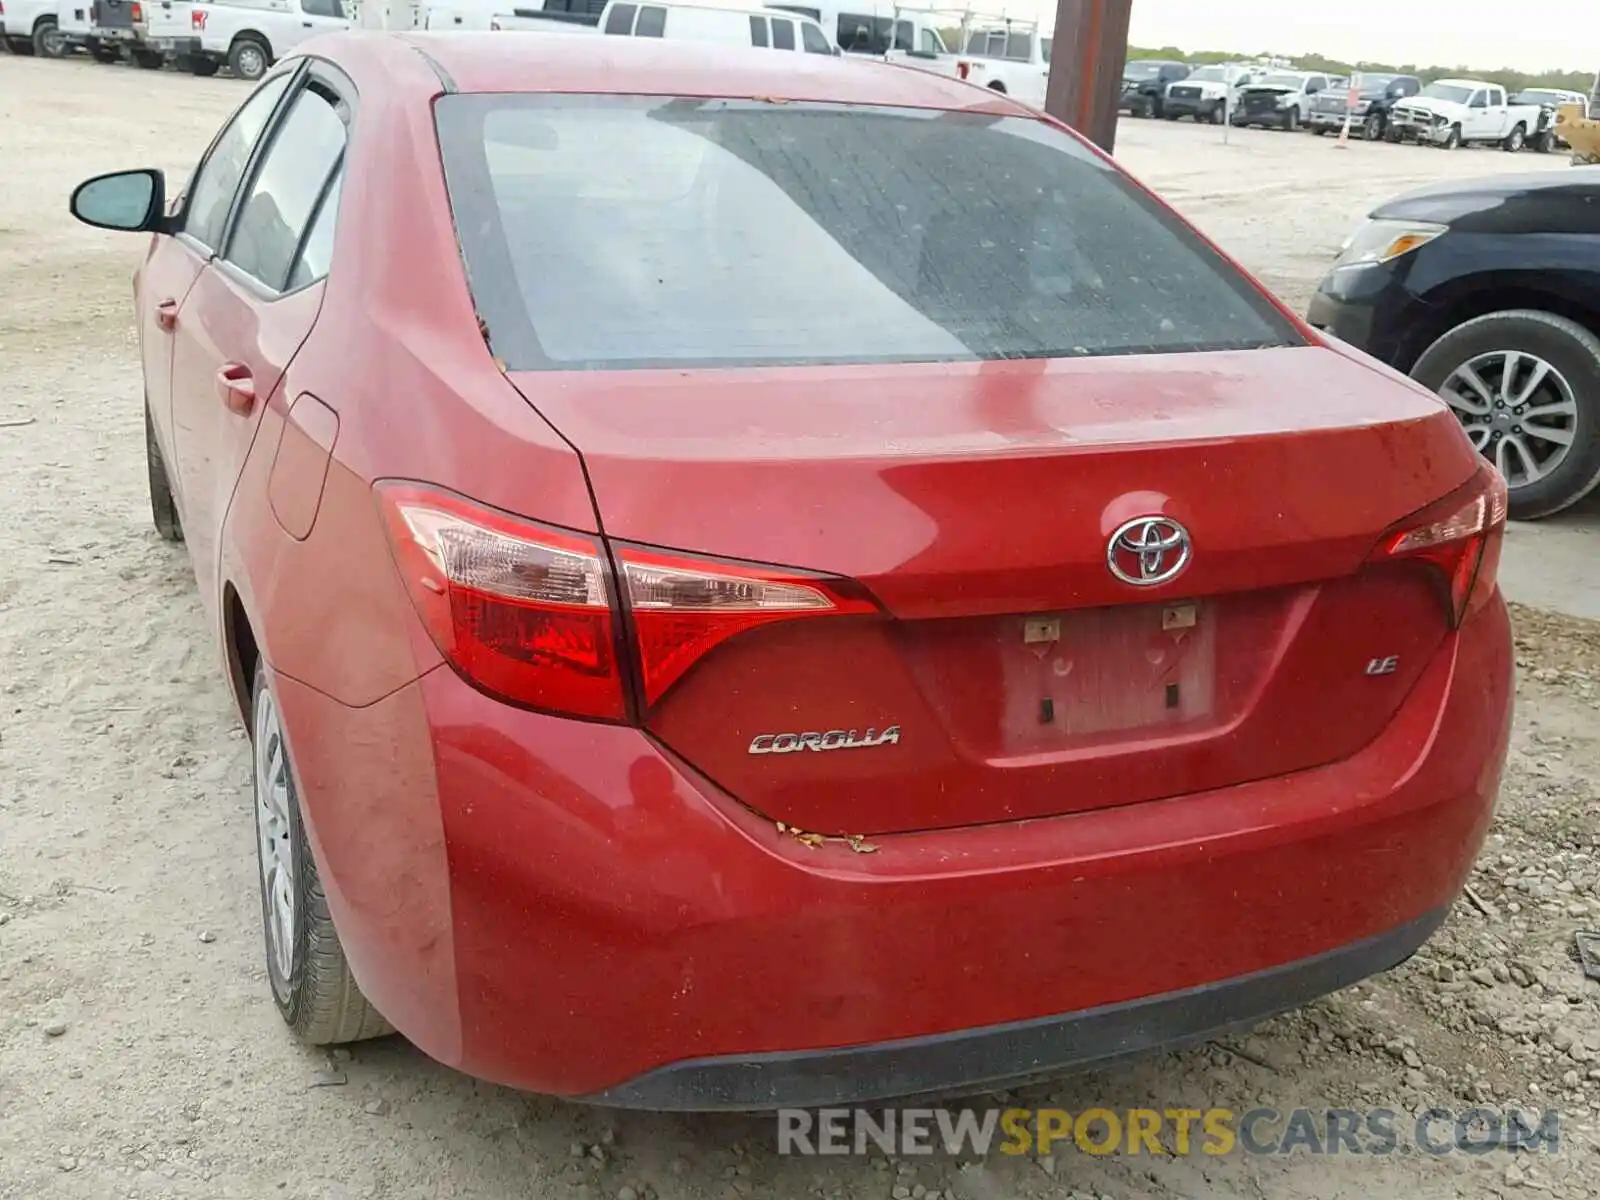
[2,54,1599,1200]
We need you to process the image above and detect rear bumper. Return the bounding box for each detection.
[274,594,1512,1108]
[587,906,1446,1109]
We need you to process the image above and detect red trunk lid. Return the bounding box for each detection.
[512,344,1481,835]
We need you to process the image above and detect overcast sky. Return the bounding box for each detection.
[1025,0,1594,73]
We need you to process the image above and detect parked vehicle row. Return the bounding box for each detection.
[3,0,897,75]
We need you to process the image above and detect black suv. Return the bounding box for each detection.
[1309,73,1421,140]
[1119,60,1191,119]
[1308,170,1600,518]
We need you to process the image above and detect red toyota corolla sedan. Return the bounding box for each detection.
[71,32,1513,1109]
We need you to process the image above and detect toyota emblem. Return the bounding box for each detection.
[1106,516,1192,586]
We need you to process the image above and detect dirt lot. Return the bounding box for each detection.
[2,55,1600,1200]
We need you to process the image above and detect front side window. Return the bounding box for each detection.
[225,82,347,290]
[633,5,664,35]
[801,21,829,53]
[435,96,1301,372]
[181,72,294,250]
[770,16,793,48]
[836,13,894,54]
[301,0,344,16]
[748,14,767,45]
[917,27,939,53]
[603,3,634,33]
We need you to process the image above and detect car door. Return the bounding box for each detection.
[167,63,349,629]
[1465,88,1490,138]
[139,68,296,526]
[1485,86,1509,137]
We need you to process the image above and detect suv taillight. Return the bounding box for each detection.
[1370,463,1508,627]
[379,483,877,720]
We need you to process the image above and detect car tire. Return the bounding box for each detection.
[145,402,183,543]
[1503,124,1526,152]
[1364,112,1384,141]
[6,35,35,54]
[250,662,394,1046]
[1442,124,1462,149]
[1283,107,1299,131]
[189,56,219,75]
[228,34,268,81]
[132,47,162,68]
[89,42,121,62]
[1312,126,1327,136]
[1411,310,1600,520]
[32,17,66,58]
[1210,101,1225,125]
[1532,130,1553,154]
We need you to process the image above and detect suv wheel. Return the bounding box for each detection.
[1412,310,1600,519]
[33,17,67,57]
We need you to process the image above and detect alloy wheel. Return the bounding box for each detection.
[1441,350,1580,488]
[253,687,298,992]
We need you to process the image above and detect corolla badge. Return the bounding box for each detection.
[1106,516,1192,587]
[749,727,901,755]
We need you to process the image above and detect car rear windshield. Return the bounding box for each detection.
[434,95,1301,371]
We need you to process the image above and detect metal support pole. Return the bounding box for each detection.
[1043,0,1134,153]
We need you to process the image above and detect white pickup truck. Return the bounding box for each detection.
[135,0,350,78]
[885,22,1046,109]
[1,0,65,54]
[1386,79,1544,151]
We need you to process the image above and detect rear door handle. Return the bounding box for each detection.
[156,298,179,332]
[216,363,256,415]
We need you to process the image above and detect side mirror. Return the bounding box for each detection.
[70,168,167,233]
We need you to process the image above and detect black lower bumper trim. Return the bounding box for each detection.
[582,906,1448,1111]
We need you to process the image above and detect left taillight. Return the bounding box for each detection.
[378,483,880,719]
[130,1,142,19]
[1371,463,1508,627]
[378,483,627,722]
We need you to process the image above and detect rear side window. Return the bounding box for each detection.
[770,16,793,48]
[633,5,664,35]
[602,3,634,33]
[435,96,1301,371]
[181,72,293,250]
[748,14,767,45]
[225,82,347,290]
[917,27,939,53]
[287,166,342,291]
[800,21,829,53]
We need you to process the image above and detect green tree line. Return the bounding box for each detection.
[1124,43,1593,96]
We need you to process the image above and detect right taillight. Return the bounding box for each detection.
[378,482,879,719]
[1371,463,1508,627]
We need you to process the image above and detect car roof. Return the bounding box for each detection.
[347,30,1029,110]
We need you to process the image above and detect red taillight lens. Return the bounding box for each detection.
[616,547,878,706]
[1373,464,1508,627]
[377,483,626,721]
[130,1,142,19]
[956,60,970,80]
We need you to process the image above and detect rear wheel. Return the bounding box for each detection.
[251,663,393,1045]
[132,47,162,68]
[228,34,268,80]
[188,56,219,76]
[1532,130,1554,153]
[1412,310,1600,519]
[33,18,67,58]
[1503,123,1526,152]
[145,402,183,543]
